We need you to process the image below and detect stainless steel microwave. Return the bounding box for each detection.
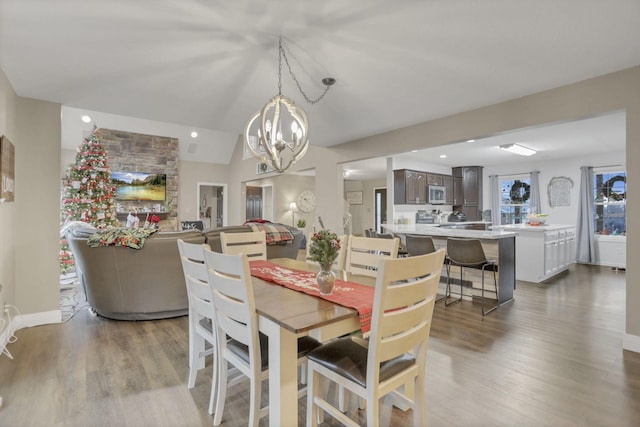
[428,185,446,204]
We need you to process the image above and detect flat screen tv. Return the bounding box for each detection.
[111,171,166,201]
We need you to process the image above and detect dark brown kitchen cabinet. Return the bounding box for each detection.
[394,169,426,204]
[452,166,483,220]
[444,175,454,205]
[426,173,444,186]
[453,176,463,205]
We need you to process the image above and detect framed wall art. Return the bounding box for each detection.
[547,176,573,207]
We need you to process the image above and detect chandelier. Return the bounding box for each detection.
[244,37,335,173]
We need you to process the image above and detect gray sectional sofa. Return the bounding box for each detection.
[67,223,302,320]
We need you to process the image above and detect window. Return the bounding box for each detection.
[499,177,531,224]
[594,171,626,235]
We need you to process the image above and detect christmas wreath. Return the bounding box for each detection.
[509,180,530,204]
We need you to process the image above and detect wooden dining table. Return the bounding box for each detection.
[251,258,374,427]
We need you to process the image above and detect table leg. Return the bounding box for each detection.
[259,316,299,427]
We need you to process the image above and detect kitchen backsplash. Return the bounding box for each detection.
[393,204,453,224]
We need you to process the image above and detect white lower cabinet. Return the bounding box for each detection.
[493,224,576,283]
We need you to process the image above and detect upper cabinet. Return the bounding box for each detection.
[444,175,454,205]
[394,169,427,204]
[452,166,483,220]
[426,173,444,186]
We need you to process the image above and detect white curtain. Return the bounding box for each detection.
[529,170,542,214]
[490,175,501,226]
[576,166,596,263]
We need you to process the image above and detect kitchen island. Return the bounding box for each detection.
[383,224,516,305]
[491,224,576,283]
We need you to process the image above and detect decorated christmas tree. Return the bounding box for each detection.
[59,131,119,274]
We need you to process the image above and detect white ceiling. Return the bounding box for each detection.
[343,111,627,180]
[1,1,638,165]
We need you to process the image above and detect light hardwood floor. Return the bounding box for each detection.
[1,264,639,426]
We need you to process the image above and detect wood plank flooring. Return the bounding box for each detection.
[1,263,639,426]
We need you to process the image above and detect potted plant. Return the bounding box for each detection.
[296,219,306,229]
[307,226,341,295]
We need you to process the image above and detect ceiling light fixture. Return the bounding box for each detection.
[439,154,447,158]
[244,36,335,173]
[81,115,92,123]
[499,143,537,156]
[190,131,198,138]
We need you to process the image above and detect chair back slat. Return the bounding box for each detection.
[345,235,399,278]
[204,249,259,349]
[368,249,445,372]
[178,240,214,317]
[220,231,267,260]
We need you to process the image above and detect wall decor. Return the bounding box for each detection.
[346,191,363,205]
[547,176,573,207]
[256,161,274,175]
[0,135,15,202]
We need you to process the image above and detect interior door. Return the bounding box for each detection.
[216,187,223,227]
[246,186,263,220]
[374,188,387,233]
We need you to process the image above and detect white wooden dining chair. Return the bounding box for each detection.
[177,239,217,415]
[344,235,400,278]
[306,233,348,271]
[203,248,321,427]
[306,249,446,427]
[220,230,267,260]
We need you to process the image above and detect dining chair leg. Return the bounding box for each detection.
[207,347,218,415]
[213,359,227,426]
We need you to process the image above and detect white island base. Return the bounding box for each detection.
[492,224,576,283]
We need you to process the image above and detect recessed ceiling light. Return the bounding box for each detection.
[190,131,198,138]
[411,150,418,153]
[499,143,536,156]
[81,115,92,123]
[466,139,475,143]
[439,154,447,158]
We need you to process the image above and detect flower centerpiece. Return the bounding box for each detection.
[307,219,341,294]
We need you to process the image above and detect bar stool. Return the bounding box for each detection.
[406,235,444,302]
[405,234,436,256]
[445,237,499,315]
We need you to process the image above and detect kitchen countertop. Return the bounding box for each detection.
[491,224,576,232]
[383,224,516,240]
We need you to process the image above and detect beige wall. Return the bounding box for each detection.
[245,174,315,233]
[227,66,640,349]
[345,178,386,235]
[178,160,230,223]
[15,97,61,318]
[0,67,18,326]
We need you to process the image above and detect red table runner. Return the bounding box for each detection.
[249,260,374,334]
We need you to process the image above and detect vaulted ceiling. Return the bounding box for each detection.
[1,1,638,165]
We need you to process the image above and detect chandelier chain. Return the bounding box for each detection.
[279,38,332,105]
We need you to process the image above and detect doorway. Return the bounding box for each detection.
[197,182,227,229]
[374,188,387,233]
[246,186,262,220]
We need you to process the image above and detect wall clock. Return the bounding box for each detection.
[297,190,316,213]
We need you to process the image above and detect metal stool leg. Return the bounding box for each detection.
[445,260,463,306]
[481,264,500,316]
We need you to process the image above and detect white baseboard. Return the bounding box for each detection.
[623,333,640,354]
[1,310,61,355]
[17,310,62,328]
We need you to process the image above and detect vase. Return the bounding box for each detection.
[316,263,336,295]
